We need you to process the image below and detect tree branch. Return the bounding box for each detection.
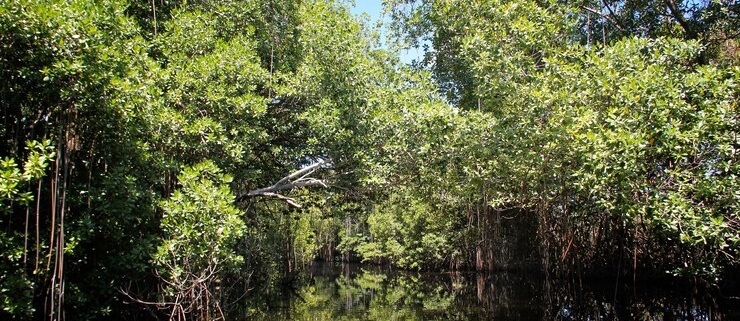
[273,159,325,187]
[256,192,303,209]
[666,0,697,39]
[234,159,329,208]
[583,6,625,32]
[600,0,624,30]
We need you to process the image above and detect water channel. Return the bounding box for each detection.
[248,262,739,320]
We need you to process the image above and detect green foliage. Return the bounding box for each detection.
[0,139,53,319]
[386,0,577,110]
[0,232,35,319]
[154,161,245,319]
[378,0,740,278]
[1,0,739,318]
[354,190,452,269]
[0,139,55,210]
[538,38,740,276]
[156,161,244,279]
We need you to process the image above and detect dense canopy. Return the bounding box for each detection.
[1,0,738,319]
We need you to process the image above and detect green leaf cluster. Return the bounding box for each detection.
[365,0,740,278]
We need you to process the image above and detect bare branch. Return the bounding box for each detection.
[246,178,327,196]
[235,159,329,208]
[257,192,302,209]
[273,159,325,187]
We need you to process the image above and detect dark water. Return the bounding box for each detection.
[249,262,739,320]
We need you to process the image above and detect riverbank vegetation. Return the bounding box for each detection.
[1,0,738,319]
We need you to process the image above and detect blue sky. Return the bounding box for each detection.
[349,1,384,18]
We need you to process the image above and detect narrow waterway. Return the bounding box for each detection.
[248,262,738,320]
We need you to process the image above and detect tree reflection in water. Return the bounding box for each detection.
[247,262,735,320]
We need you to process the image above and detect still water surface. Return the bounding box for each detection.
[250,262,738,320]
